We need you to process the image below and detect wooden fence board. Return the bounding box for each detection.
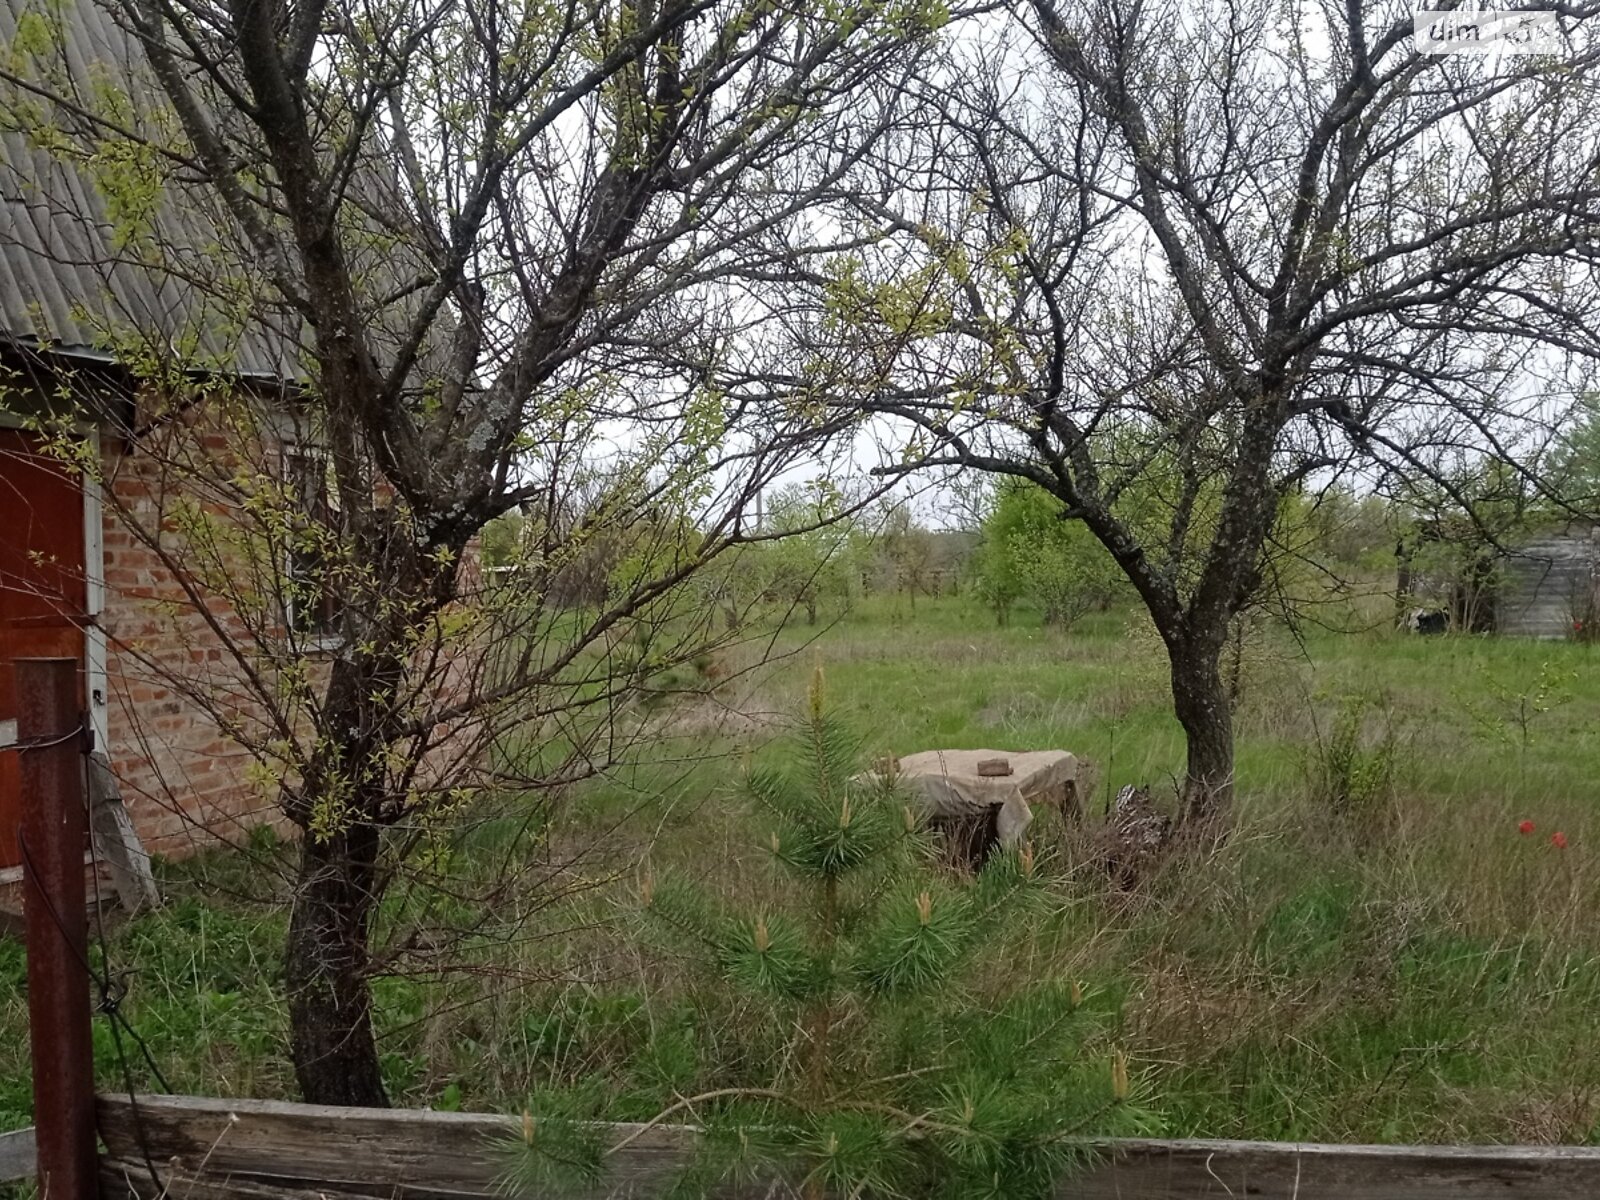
[101,1158,394,1200]
[97,1094,1600,1200]
[97,1094,723,1199]
[1065,1139,1600,1199]
[87,751,160,913]
[0,1127,35,1184]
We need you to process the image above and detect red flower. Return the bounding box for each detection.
[1552,831,1569,849]
[1519,820,1536,836]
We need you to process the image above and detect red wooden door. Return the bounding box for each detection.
[0,429,87,869]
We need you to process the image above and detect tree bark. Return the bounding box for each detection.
[1169,638,1235,830]
[280,515,457,1108]
[285,819,389,1107]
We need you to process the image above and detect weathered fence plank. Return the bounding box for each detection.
[97,1094,712,1199]
[87,751,161,913]
[100,1158,394,1200]
[1065,1139,1600,1199]
[0,1127,36,1184]
[98,1093,1600,1200]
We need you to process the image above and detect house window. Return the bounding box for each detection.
[285,447,343,640]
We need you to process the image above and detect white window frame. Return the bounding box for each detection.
[82,429,109,751]
[279,437,346,652]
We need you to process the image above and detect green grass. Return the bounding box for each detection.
[3,593,1598,1146]
[789,594,1600,814]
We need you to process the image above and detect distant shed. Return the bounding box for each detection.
[1497,524,1599,638]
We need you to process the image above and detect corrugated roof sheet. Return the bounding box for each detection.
[0,0,301,378]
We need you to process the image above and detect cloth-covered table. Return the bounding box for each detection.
[892,749,1080,848]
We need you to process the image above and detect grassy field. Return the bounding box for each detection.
[4,593,1599,1148]
[781,597,1600,1142]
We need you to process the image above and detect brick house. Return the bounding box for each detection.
[0,4,307,870]
[0,0,501,880]
[1,390,291,870]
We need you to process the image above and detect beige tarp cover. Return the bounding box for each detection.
[893,749,1079,847]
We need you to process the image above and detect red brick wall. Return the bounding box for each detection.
[93,413,487,861]
[97,427,288,859]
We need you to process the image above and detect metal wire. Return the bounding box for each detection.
[11,723,86,751]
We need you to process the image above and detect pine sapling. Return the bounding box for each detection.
[499,666,1158,1198]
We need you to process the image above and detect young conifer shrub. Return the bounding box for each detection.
[501,667,1157,1198]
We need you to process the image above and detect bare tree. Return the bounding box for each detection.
[807,0,1600,828]
[0,0,940,1103]
[875,503,940,608]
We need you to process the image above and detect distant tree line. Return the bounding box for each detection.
[479,483,981,625]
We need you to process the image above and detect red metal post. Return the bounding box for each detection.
[17,658,96,1199]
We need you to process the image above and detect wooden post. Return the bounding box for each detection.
[17,657,96,1199]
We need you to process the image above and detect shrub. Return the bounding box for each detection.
[974,481,1125,630]
[1306,693,1402,821]
[1570,581,1599,645]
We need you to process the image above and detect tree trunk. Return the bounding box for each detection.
[1169,639,1235,830]
[277,510,463,1108]
[1394,540,1414,624]
[285,820,389,1106]
[805,595,818,625]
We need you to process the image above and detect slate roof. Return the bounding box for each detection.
[0,0,301,378]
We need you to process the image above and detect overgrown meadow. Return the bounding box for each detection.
[4,593,1598,1148]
